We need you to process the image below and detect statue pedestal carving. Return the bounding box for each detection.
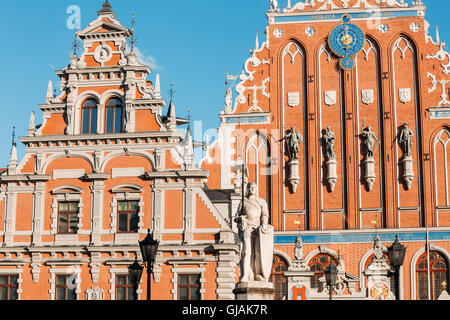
[326,159,338,192]
[402,155,414,190]
[234,281,274,300]
[288,159,300,193]
[364,157,376,191]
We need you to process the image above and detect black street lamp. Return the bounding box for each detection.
[387,235,407,301]
[139,229,159,301]
[324,263,338,301]
[128,258,143,300]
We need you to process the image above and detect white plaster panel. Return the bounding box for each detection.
[111,167,144,178]
[53,169,85,180]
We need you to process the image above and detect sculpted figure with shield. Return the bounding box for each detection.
[234,183,274,282]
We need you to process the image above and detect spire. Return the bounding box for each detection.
[183,111,194,169]
[8,127,17,175]
[167,83,177,130]
[28,112,36,137]
[255,31,259,51]
[46,80,53,103]
[436,24,441,44]
[98,0,115,16]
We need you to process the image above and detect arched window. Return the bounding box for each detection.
[308,254,338,289]
[416,251,449,300]
[105,98,123,134]
[270,255,287,300]
[81,99,98,134]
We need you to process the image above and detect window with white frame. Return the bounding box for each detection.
[110,185,144,234]
[51,187,84,236]
[49,267,81,301]
[171,267,205,300]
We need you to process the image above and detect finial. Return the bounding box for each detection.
[11,126,16,148]
[28,112,36,137]
[72,16,80,57]
[154,74,161,99]
[130,12,137,51]
[98,0,114,16]
[225,69,229,87]
[46,80,53,103]
[255,31,259,51]
[436,24,441,44]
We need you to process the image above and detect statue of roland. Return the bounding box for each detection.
[235,182,274,283]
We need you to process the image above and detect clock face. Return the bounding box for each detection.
[328,22,365,58]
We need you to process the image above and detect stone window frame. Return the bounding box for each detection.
[50,186,84,235]
[110,185,145,234]
[109,267,143,300]
[0,268,23,300]
[48,266,81,301]
[171,267,206,301]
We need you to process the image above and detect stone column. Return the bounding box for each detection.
[4,186,17,246]
[183,186,195,245]
[214,234,239,300]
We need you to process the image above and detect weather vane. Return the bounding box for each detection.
[72,16,80,56]
[169,83,176,101]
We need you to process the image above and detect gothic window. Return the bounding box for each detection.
[416,251,449,300]
[0,275,18,300]
[55,275,76,301]
[308,254,338,289]
[105,98,123,134]
[117,200,139,233]
[81,99,98,134]
[270,255,288,300]
[115,275,134,300]
[58,202,79,234]
[178,274,201,300]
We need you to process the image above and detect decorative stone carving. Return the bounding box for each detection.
[399,123,415,190]
[287,92,300,107]
[361,89,374,105]
[85,286,105,300]
[234,182,274,283]
[224,87,233,114]
[268,0,280,13]
[321,126,338,192]
[399,88,411,104]
[360,120,379,191]
[273,28,283,39]
[324,91,337,106]
[363,236,392,300]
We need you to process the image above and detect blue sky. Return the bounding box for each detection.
[0,0,448,169]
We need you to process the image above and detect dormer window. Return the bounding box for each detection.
[105,98,123,134]
[81,99,98,134]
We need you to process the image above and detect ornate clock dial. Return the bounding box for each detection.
[328,17,365,59]
[340,57,355,70]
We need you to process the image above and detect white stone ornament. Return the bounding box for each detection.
[287,92,300,107]
[361,90,374,105]
[324,91,337,106]
[305,27,315,37]
[410,23,420,33]
[273,28,284,39]
[94,44,112,63]
[399,88,411,104]
[379,24,389,33]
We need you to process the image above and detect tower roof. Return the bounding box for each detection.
[97,0,115,16]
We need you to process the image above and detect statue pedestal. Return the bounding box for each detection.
[288,159,300,193]
[364,157,376,191]
[402,155,414,190]
[234,282,274,300]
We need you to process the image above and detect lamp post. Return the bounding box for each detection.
[324,263,338,301]
[128,258,143,300]
[139,229,159,301]
[387,235,407,301]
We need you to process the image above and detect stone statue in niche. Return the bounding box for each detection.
[321,126,336,161]
[321,126,338,192]
[399,122,414,158]
[285,127,303,193]
[374,235,385,260]
[234,182,274,283]
[286,127,303,161]
[360,119,379,191]
[398,123,415,190]
[360,120,379,159]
